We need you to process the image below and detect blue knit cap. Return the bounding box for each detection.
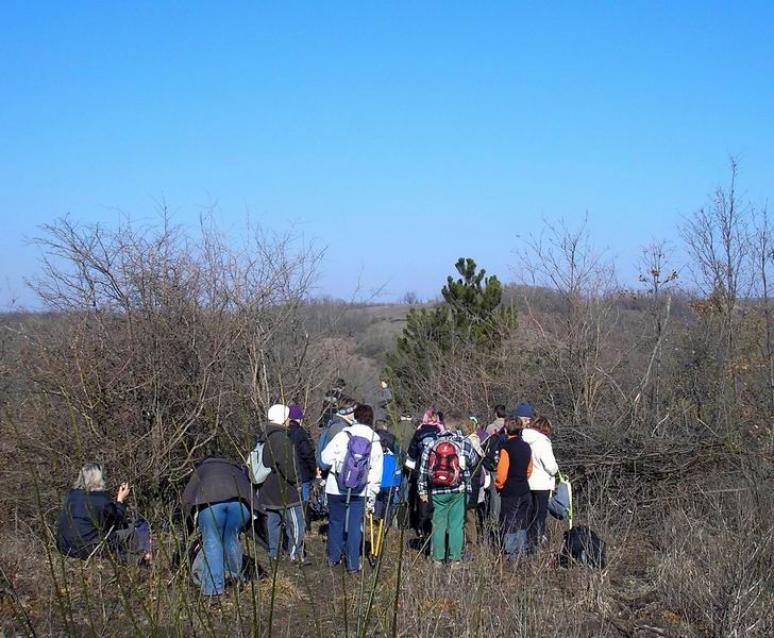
[511,402,534,419]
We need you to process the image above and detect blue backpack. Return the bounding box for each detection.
[380,450,402,490]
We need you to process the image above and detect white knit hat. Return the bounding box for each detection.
[267,404,290,425]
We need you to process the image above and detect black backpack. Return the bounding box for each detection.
[558,526,607,569]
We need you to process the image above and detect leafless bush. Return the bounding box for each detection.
[3,214,330,518]
[654,487,774,637]
[515,217,623,427]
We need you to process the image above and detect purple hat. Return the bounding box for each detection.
[288,404,304,421]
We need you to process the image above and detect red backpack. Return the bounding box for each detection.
[428,439,462,488]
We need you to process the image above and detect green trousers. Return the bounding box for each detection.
[431,491,466,561]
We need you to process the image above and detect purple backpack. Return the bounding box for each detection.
[336,431,372,492]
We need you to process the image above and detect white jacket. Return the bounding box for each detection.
[321,423,383,501]
[521,428,559,491]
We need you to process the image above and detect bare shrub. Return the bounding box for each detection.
[654,488,774,637]
[5,214,326,517]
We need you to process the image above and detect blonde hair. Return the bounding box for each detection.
[74,463,106,492]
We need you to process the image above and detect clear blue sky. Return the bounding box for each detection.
[2,1,773,309]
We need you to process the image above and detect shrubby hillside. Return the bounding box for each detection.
[0,167,772,636]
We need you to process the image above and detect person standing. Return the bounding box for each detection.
[318,378,347,428]
[287,403,317,505]
[316,397,357,476]
[417,426,479,566]
[485,405,507,438]
[495,417,533,559]
[463,419,489,551]
[260,404,306,563]
[522,416,558,547]
[182,457,256,596]
[510,401,535,427]
[320,404,383,573]
[405,409,444,544]
[484,404,508,530]
[374,380,393,425]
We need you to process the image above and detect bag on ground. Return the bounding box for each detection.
[558,526,607,569]
[428,439,462,488]
[336,432,372,492]
[548,473,572,521]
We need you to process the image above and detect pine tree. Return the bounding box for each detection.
[385,258,515,409]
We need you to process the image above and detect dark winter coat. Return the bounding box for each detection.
[181,457,256,520]
[259,424,302,510]
[407,424,442,464]
[56,489,128,559]
[375,428,400,456]
[373,387,393,423]
[288,421,317,483]
[495,435,533,499]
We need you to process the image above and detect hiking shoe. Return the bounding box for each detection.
[431,559,444,569]
[292,556,313,568]
[327,559,341,568]
[449,561,464,571]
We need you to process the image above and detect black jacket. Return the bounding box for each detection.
[375,428,400,456]
[181,457,256,520]
[407,424,441,463]
[497,435,532,499]
[56,489,127,559]
[259,424,302,510]
[288,421,316,483]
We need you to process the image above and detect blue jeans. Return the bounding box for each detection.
[327,493,365,572]
[266,505,305,560]
[504,530,529,559]
[195,501,249,596]
[501,493,532,560]
[301,481,311,503]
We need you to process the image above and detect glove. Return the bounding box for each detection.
[366,494,376,513]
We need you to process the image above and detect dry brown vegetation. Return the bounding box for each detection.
[1,165,773,636]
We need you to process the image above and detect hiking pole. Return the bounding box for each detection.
[375,517,385,557]
[344,488,352,535]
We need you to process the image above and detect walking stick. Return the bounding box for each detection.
[374,517,385,556]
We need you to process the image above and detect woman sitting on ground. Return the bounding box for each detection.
[56,463,151,564]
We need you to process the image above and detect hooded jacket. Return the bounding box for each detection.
[259,423,302,510]
[521,428,559,491]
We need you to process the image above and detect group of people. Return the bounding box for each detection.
[54,392,559,597]
[404,402,559,565]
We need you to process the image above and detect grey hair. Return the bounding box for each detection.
[74,463,105,492]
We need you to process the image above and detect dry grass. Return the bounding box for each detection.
[3,476,771,638]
